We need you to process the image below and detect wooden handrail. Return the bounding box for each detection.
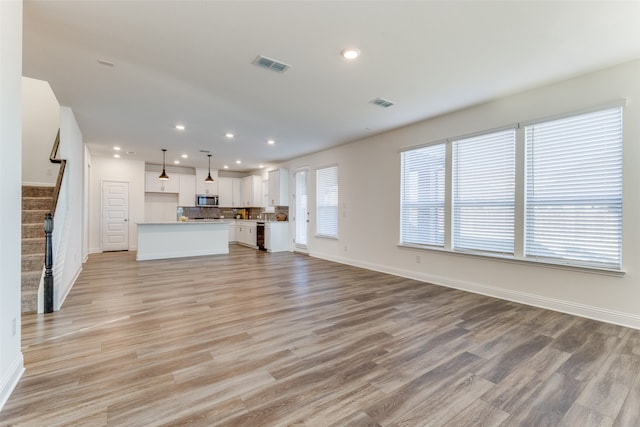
[49,129,66,216]
[45,129,66,313]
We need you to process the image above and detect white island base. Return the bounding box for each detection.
[137,221,230,261]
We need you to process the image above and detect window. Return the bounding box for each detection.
[399,105,623,271]
[453,129,515,254]
[400,143,445,247]
[525,108,622,269]
[316,166,338,238]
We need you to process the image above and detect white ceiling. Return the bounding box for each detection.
[22,1,640,172]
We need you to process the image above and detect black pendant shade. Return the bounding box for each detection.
[205,154,214,182]
[159,148,169,180]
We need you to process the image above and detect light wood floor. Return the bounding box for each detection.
[2,246,640,426]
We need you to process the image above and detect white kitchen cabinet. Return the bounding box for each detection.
[265,221,290,252]
[241,175,263,207]
[218,177,242,207]
[228,223,238,242]
[145,171,179,193]
[268,168,289,206]
[218,177,232,206]
[237,222,256,248]
[232,178,242,206]
[195,168,219,196]
[178,174,196,206]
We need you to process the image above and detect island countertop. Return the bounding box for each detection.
[137,219,232,225]
[136,221,229,261]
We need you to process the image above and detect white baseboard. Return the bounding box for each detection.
[0,353,24,412]
[312,252,640,330]
[57,265,82,310]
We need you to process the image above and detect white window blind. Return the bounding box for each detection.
[400,143,445,246]
[316,166,338,238]
[525,107,622,269]
[453,129,515,254]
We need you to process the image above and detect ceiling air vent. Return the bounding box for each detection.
[252,55,291,73]
[369,97,395,108]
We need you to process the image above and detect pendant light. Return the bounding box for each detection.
[159,149,169,180]
[205,154,214,182]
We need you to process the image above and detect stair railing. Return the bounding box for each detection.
[49,129,66,215]
[44,129,66,313]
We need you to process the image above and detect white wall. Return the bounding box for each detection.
[283,59,640,329]
[144,193,178,221]
[21,77,59,186]
[51,107,85,309]
[89,156,145,253]
[0,0,24,411]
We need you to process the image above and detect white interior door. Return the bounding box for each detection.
[294,169,308,251]
[102,181,129,251]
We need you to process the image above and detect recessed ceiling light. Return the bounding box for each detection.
[223,165,229,169]
[225,133,234,138]
[175,124,185,130]
[235,160,242,164]
[267,139,275,145]
[341,48,360,60]
[259,164,264,168]
[174,160,180,164]
[113,154,120,158]
[113,146,121,151]
[181,154,188,158]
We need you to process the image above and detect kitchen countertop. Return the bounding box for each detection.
[137,220,231,225]
[137,219,288,225]
[234,219,289,223]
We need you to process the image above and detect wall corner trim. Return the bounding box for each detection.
[0,353,24,412]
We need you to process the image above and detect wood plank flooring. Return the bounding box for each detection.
[2,245,640,426]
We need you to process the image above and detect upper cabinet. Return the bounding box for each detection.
[195,168,218,196]
[145,171,179,193]
[241,175,263,207]
[268,168,289,206]
[218,177,242,207]
[178,174,196,206]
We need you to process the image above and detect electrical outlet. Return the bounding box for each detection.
[344,245,347,252]
[12,318,16,336]
[416,255,421,264]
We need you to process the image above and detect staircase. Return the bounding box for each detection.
[21,186,53,313]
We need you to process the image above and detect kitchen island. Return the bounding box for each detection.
[137,220,230,261]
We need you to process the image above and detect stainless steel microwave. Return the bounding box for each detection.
[196,195,219,207]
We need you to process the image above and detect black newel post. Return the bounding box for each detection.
[44,213,54,313]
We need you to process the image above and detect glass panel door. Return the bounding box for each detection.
[294,169,308,250]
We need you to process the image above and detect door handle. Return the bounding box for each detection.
[124,219,128,222]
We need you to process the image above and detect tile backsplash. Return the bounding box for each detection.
[178,206,288,221]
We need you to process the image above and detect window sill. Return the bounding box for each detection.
[398,243,625,277]
[315,234,338,240]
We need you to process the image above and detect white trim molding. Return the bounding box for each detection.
[312,252,640,331]
[0,353,24,412]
